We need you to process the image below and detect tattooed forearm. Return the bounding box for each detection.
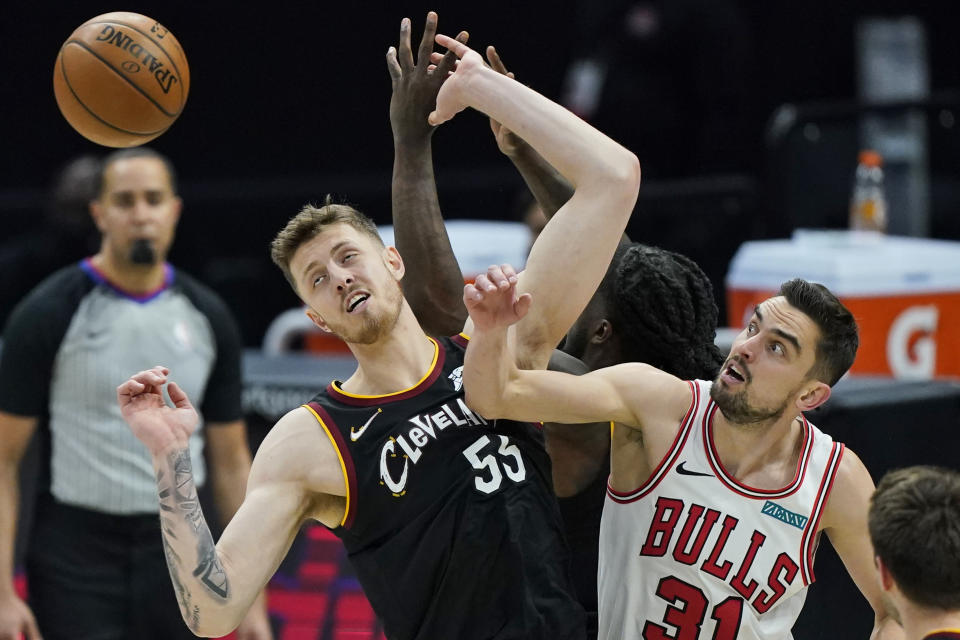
[193,533,229,597]
[156,450,232,609]
[162,531,196,630]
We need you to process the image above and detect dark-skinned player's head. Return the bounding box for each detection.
[562,243,724,380]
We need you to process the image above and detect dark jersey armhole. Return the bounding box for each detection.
[304,401,359,529]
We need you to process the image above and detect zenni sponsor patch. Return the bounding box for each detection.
[761,500,809,530]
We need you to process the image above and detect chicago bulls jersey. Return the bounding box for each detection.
[305,335,584,640]
[598,380,844,640]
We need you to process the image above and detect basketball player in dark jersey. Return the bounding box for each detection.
[869,466,960,640]
[116,15,640,640]
[388,39,724,638]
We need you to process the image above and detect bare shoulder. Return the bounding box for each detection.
[248,406,348,499]
[600,362,693,427]
[820,447,875,531]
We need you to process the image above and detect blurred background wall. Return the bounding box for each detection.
[3,0,960,346]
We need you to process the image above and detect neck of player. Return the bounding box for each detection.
[712,413,805,489]
[340,303,437,396]
[905,604,960,640]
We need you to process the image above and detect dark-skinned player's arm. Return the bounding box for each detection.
[488,47,631,244]
[386,13,469,337]
[484,47,575,222]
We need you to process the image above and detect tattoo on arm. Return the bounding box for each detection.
[157,451,232,621]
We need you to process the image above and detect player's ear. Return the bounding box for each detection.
[592,319,613,344]
[796,381,830,412]
[875,556,895,592]
[305,307,333,334]
[383,246,405,282]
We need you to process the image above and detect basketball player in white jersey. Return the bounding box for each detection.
[461,268,903,640]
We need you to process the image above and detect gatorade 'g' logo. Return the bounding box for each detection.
[887,305,938,379]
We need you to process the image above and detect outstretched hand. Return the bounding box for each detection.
[463,264,532,331]
[116,366,198,455]
[386,12,468,141]
[427,34,489,126]
[485,46,527,157]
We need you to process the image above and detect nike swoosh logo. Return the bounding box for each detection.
[676,461,713,477]
[350,408,383,441]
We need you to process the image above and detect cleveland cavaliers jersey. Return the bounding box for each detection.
[598,380,844,640]
[305,335,584,640]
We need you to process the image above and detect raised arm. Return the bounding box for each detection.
[821,450,905,640]
[386,13,469,337]
[117,368,344,638]
[431,35,640,369]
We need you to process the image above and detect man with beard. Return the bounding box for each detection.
[461,273,904,640]
[869,466,960,640]
[114,18,640,640]
[0,148,271,640]
[386,33,727,637]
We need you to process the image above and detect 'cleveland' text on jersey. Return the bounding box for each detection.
[306,335,584,640]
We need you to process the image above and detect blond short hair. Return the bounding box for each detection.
[270,197,382,292]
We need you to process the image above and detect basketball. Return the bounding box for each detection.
[53,12,190,148]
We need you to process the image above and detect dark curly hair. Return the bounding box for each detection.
[601,243,725,380]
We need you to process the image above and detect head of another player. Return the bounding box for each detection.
[271,197,405,345]
[711,278,858,425]
[868,466,960,624]
[90,147,182,267]
[562,243,724,380]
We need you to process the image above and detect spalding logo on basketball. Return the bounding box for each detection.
[53,12,190,148]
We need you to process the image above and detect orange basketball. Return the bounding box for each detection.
[53,12,190,148]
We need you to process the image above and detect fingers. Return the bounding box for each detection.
[435,33,470,58]
[500,263,519,282]
[117,378,146,403]
[116,366,170,404]
[386,46,401,85]
[514,293,533,320]
[467,265,519,300]
[463,283,484,304]
[486,45,508,75]
[131,366,169,387]
[166,381,192,410]
[398,17,414,71]
[486,264,518,290]
[415,11,438,70]
[435,30,468,76]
